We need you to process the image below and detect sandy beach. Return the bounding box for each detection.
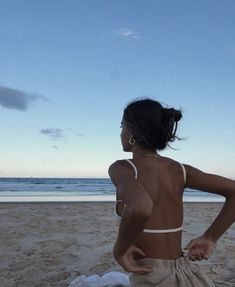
[0,202,234,287]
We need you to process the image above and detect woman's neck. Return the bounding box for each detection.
[132,149,159,159]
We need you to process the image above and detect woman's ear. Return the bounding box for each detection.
[128,137,136,146]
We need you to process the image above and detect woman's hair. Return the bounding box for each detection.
[123,99,182,151]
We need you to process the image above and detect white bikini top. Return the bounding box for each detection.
[115,159,186,234]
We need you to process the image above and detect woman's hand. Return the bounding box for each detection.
[113,244,153,274]
[184,235,215,261]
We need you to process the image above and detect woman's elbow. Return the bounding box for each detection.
[225,192,235,204]
[131,198,153,220]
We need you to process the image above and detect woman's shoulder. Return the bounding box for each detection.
[109,159,130,170]
[108,159,134,180]
[158,155,184,167]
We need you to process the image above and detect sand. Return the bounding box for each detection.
[0,202,234,287]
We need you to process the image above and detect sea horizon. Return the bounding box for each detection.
[0,177,225,203]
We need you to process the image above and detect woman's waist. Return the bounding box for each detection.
[133,237,183,260]
[132,255,194,272]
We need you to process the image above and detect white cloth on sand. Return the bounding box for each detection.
[68,271,129,287]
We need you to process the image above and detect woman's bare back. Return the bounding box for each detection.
[119,156,186,259]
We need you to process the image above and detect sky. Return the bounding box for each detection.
[0,0,234,178]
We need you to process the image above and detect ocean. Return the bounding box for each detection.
[0,177,224,202]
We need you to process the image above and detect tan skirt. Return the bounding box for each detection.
[129,256,215,287]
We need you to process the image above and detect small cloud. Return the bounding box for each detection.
[52,145,59,149]
[117,28,139,39]
[40,128,64,140]
[77,133,83,137]
[0,85,48,111]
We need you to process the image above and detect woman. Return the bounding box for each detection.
[108,99,235,286]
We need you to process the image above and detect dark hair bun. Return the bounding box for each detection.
[162,108,182,143]
[163,108,182,122]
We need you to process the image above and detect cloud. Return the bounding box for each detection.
[117,28,139,39]
[0,85,47,111]
[40,128,64,140]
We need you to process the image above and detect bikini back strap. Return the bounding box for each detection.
[179,163,186,184]
[143,226,183,234]
[125,159,138,179]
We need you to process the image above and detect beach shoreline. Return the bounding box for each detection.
[0,202,234,286]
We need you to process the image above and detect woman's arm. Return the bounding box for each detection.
[109,160,153,272]
[185,165,235,242]
[109,160,153,254]
[184,165,235,260]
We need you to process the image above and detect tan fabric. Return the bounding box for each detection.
[129,256,215,287]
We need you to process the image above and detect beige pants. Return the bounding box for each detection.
[129,256,215,287]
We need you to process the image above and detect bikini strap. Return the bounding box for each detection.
[179,163,186,184]
[143,225,183,234]
[125,159,185,183]
[125,159,138,179]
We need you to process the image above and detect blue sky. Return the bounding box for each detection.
[0,0,234,178]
